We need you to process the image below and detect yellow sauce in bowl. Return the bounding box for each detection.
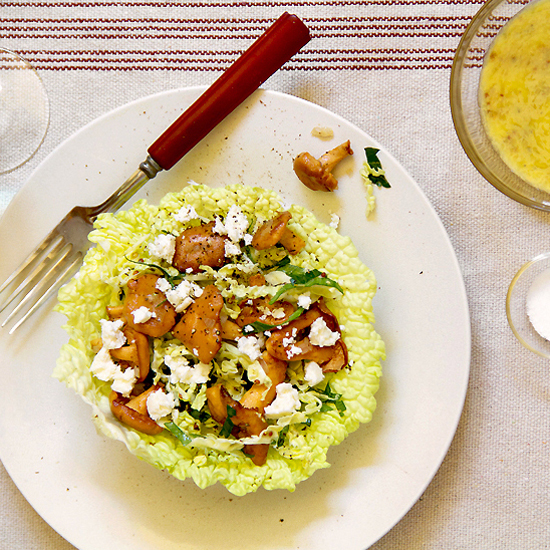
[479,0,550,193]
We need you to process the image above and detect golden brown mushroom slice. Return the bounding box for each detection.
[123,273,177,338]
[172,284,223,364]
[251,211,305,255]
[206,384,269,466]
[240,351,288,411]
[110,327,150,381]
[264,302,348,372]
[293,140,353,192]
[235,296,296,328]
[109,389,164,435]
[173,221,228,273]
[251,211,291,250]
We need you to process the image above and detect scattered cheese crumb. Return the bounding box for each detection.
[237,335,263,361]
[166,355,211,385]
[174,205,201,223]
[147,388,176,421]
[225,240,241,257]
[297,292,312,309]
[264,383,301,418]
[148,233,176,263]
[99,318,126,350]
[157,279,203,313]
[132,306,154,324]
[304,361,325,386]
[329,213,340,229]
[90,347,118,381]
[111,366,137,396]
[213,205,249,243]
[309,317,340,347]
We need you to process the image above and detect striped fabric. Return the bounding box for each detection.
[1,0,494,72]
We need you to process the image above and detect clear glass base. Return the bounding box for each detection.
[0,48,49,174]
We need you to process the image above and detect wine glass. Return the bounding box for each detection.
[0,48,49,174]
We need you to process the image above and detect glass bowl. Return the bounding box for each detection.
[507,252,550,358]
[450,0,550,211]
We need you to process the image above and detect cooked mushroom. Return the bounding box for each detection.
[123,273,177,337]
[172,221,228,273]
[235,296,296,328]
[172,284,224,363]
[251,211,305,255]
[110,327,150,381]
[293,140,353,192]
[125,384,159,415]
[240,351,288,411]
[206,384,269,466]
[264,302,348,372]
[109,389,163,435]
[251,211,291,250]
[221,318,243,340]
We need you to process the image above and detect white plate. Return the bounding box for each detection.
[0,88,470,550]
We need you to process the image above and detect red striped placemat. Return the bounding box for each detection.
[1,0,488,71]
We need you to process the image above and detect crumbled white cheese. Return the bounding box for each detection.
[282,335,295,348]
[174,204,201,223]
[147,388,176,421]
[166,355,211,385]
[213,217,226,235]
[264,271,292,286]
[164,280,204,313]
[132,305,154,324]
[99,318,126,350]
[148,233,176,263]
[90,347,118,381]
[224,205,249,242]
[111,366,137,396]
[297,292,312,309]
[304,361,325,386]
[224,240,241,257]
[237,335,263,361]
[309,317,340,347]
[264,383,301,418]
[281,335,302,358]
[244,233,253,246]
[155,277,172,294]
[212,205,249,243]
[329,213,340,229]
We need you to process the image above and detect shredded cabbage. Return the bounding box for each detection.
[54,183,384,496]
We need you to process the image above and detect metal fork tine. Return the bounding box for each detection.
[0,231,61,295]
[7,254,83,335]
[2,243,75,328]
[0,235,66,314]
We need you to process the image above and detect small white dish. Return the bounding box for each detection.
[507,251,550,358]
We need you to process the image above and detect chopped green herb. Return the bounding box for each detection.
[316,383,347,415]
[245,307,305,334]
[124,257,184,286]
[219,405,237,438]
[270,264,343,303]
[164,421,195,446]
[276,425,290,447]
[363,147,391,188]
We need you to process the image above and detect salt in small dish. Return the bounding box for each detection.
[507,251,550,358]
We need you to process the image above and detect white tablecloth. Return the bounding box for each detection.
[1,1,549,548]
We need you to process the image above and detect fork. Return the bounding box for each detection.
[0,12,310,334]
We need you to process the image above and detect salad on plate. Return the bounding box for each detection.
[55,182,385,495]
